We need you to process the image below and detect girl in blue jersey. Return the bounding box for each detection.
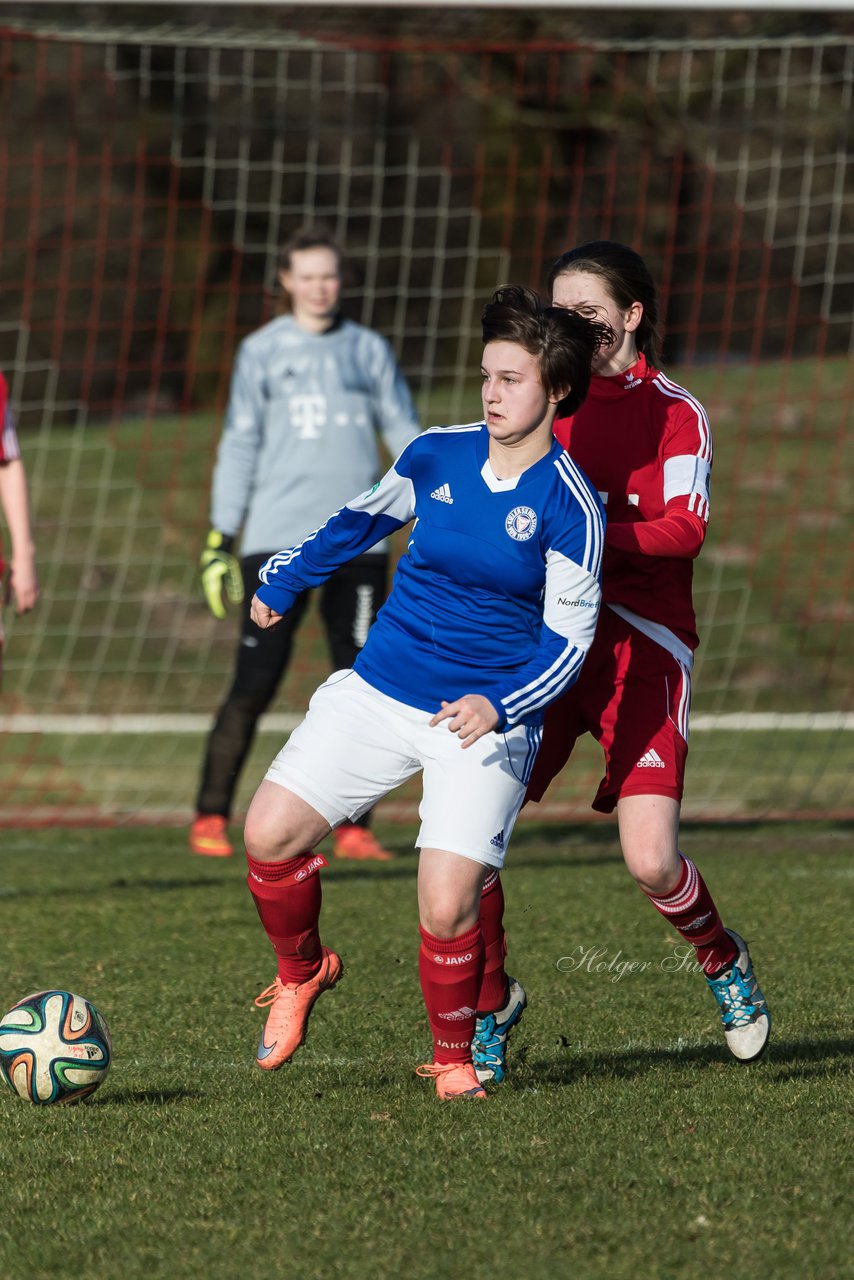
[242,286,612,1100]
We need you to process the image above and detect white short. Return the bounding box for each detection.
[264,669,542,869]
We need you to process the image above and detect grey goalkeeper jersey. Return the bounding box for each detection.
[211,314,420,556]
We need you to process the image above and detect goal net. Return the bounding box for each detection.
[0,17,851,823]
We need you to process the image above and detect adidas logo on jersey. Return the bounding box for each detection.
[636,749,666,768]
[430,483,454,504]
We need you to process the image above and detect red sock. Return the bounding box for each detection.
[246,851,327,984]
[418,923,485,1065]
[476,871,509,1014]
[645,854,737,975]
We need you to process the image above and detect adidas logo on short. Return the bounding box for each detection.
[490,829,505,849]
[636,749,666,768]
[430,483,453,504]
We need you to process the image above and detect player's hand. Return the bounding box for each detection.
[250,593,283,630]
[9,551,39,613]
[430,695,500,748]
[199,530,243,619]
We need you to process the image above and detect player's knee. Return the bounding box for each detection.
[243,806,301,863]
[420,901,479,939]
[618,796,682,894]
[624,846,680,895]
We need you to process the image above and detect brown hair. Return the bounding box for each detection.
[481,284,615,416]
[547,240,662,366]
[275,227,344,315]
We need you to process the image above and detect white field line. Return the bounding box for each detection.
[0,711,852,734]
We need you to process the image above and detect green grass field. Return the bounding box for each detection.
[1,724,851,826]
[3,354,851,823]
[1,822,850,1280]
[5,356,852,725]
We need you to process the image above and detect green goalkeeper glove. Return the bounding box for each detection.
[199,530,244,620]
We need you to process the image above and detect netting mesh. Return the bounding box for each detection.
[0,20,851,822]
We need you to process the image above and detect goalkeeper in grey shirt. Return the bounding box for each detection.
[192,228,420,860]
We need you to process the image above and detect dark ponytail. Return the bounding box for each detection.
[547,241,662,367]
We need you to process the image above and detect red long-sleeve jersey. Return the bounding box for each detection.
[554,353,711,654]
[0,375,20,466]
[0,373,23,577]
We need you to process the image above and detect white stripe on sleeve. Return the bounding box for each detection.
[554,454,604,575]
[663,453,711,519]
[541,548,602,651]
[500,549,601,722]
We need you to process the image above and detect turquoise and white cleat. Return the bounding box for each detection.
[706,929,770,1062]
[472,977,527,1084]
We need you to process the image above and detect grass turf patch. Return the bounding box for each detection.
[2,725,851,823]
[0,822,850,1279]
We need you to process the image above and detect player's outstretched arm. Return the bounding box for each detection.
[0,457,39,614]
[257,443,420,615]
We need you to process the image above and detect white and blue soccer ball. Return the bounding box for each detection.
[0,989,112,1104]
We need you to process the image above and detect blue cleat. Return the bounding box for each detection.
[472,978,527,1084]
[706,929,770,1062]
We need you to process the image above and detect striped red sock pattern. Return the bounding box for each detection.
[645,854,737,975]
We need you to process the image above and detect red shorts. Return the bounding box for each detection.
[527,607,691,814]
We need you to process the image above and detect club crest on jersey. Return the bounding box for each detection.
[505,506,537,541]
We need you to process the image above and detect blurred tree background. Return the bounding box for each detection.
[0,3,850,820]
[1,3,852,416]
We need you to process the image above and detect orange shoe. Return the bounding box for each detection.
[254,947,343,1070]
[333,823,393,861]
[189,814,233,857]
[416,1061,487,1100]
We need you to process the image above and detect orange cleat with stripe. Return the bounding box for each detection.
[332,824,393,861]
[189,814,234,857]
[415,1061,487,1100]
[254,947,343,1070]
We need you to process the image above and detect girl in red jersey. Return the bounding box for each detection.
[0,372,38,681]
[472,243,770,1084]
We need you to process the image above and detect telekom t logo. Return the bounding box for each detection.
[290,394,327,438]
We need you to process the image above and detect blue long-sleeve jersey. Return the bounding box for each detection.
[257,423,605,729]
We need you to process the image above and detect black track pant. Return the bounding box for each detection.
[195,551,389,819]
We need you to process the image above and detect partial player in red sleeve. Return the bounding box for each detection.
[472,243,770,1085]
[0,373,39,682]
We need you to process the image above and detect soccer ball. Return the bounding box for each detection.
[0,990,112,1104]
